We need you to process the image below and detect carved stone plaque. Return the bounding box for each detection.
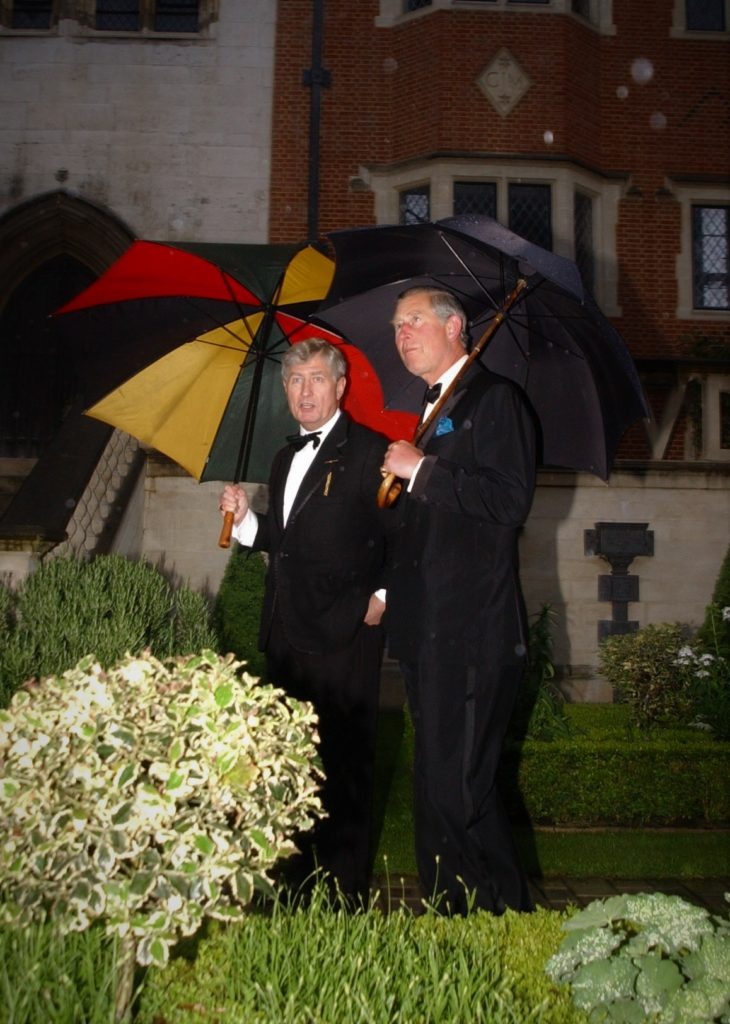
[477,49,531,118]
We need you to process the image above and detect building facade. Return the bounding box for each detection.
[1,0,728,696]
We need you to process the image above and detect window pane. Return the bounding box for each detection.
[692,206,729,310]
[685,0,726,30]
[508,183,552,250]
[96,1,140,31]
[400,187,430,225]
[154,0,199,32]
[11,0,53,29]
[453,182,497,218]
[571,0,592,18]
[404,0,432,11]
[574,191,595,294]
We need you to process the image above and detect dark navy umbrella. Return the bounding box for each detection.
[313,215,648,481]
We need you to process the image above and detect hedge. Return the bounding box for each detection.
[499,705,729,827]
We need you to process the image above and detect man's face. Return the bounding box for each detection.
[283,354,346,430]
[392,292,464,385]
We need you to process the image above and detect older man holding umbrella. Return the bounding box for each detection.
[381,284,538,915]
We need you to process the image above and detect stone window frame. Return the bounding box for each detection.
[670,0,729,38]
[366,158,622,313]
[670,180,730,322]
[376,0,615,34]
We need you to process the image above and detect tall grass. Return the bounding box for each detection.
[136,887,583,1024]
[0,922,122,1024]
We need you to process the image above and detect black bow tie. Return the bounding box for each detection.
[424,382,442,405]
[287,430,322,451]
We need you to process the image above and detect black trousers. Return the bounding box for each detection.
[266,615,383,902]
[400,658,533,915]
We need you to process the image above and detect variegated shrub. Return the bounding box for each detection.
[0,650,324,967]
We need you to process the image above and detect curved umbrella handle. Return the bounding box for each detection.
[376,473,402,509]
[218,510,235,549]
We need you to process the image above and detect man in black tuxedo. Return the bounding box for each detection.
[219,339,389,903]
[382,287,537,915]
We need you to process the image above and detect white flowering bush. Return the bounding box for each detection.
[0,650,324,969]
[680,606,730,741]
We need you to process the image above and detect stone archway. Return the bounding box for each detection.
[0,192,134,457]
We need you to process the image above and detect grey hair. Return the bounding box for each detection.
[281,339,347,382]
[397,286,469,347]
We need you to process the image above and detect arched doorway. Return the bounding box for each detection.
[0,192,134,458]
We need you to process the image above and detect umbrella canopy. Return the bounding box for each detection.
[313,215,649,480]
[56,240,416,483]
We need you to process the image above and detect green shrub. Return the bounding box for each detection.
[598,624,695,729]
[213,547,267,679]
[546,892,730,1023]
[0,650,324,975]
[697,545,730,661]
[0,554,219,706]
[501,726,729,826]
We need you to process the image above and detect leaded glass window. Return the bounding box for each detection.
[508,183,552,250]
[95,1,199,32]
[692,205,729,310]
[11,0,53,28]
[574,190,595,294]
[154,0,198,32]
[96,0,140,30]
[400,187,431,225]
[453,182,497,218]
[685,0,726,30]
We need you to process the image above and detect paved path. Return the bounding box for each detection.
[372,874,730,916]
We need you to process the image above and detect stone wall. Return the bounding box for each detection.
[0,2,276,242]
[521,467,730,700]
[123,458,730,702]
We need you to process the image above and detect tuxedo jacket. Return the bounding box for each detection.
[248,413,390,655]
[385,364,538,668]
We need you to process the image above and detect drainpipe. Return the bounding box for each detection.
[302,0,330,242]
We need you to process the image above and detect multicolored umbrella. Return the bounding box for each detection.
[56,240,417,485]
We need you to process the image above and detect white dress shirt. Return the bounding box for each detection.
[232,409,342,545]
[408,353,468,490]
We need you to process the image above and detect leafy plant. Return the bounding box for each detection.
[0,648,324,1019]
[546,892,730,1022]
[212,547,268,679]
[0,554,220,706]
[510,604,575,742]
[598,624,695,729]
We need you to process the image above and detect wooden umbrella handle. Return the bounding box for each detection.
[376,473,402,509]
[218,510,235,549]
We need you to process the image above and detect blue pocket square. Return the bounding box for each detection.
[435,416,454,437]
